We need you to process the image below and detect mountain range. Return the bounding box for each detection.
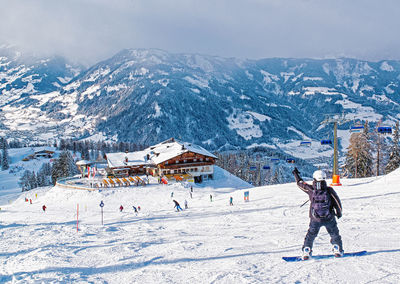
[1,46,399,162]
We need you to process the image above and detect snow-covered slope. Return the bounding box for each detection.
[1,166,399,283]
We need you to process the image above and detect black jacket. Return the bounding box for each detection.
[293,170,342,220]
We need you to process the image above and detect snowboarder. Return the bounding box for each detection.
[184,199,188,209]
[42,205,46,212]
[229,196,233,206]
[292,167,343,260]
[119,205,124,212]
[173,200,183,212]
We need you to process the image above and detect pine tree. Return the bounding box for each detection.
[385,121,400,173]
[271,167,283,184]
[19,170,32,191]
[29,171,38,189]
[345,122,373,178]
[51,150,79,184]
[1,138,10,171]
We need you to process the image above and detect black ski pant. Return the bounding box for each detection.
[303,217,343,252]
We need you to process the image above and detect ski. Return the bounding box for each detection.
[282,250,367,262]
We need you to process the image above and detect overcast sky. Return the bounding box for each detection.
[1,0,399,65]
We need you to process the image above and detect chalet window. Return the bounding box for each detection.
[193,159,197,162]
[176,160,179,164]
[206,158,209,161]
[165,161,169,165]
[200,158,203,162]
[184,159,187,163]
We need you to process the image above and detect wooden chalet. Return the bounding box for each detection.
[106,138,217,183]
[22,148,55,161]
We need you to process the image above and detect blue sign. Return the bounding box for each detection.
[263,166,270,170]
[99,201,104,208]
[249,166,257,171]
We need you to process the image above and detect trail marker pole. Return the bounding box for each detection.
[77,204,79,232]
[99,201,104,225]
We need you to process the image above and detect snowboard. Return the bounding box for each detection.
[282,250,367,262]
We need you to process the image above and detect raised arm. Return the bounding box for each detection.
[292,167,313,194]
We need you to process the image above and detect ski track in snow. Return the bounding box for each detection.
[1,168,400,283]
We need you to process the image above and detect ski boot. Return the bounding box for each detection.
[332,244,343,257]
[302,247,312,260]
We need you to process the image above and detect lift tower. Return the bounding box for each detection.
[321,113,350,186]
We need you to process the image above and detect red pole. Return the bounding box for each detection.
[77,204,79,232]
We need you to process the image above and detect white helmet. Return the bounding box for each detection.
[313,170,327,181]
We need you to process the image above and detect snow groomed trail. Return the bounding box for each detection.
[1,167,400,283]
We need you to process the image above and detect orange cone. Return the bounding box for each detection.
[331,174,342,186]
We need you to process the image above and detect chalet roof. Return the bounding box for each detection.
[34,147,56,154]
[147,138,217,165]
[106,138,216,168]
[106,150,151,168]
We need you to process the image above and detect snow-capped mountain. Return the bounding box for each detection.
[1,48,400,155]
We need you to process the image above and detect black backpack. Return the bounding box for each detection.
[311,181,332,219]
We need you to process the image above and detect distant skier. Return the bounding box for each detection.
[119,205,124,212]
[229,196,233,206]
[42,205,47,212]
[190,186,193,193]
[30,199,32,204]
[190,192,193,199]
[137,206,141,211]
[184,199,188,209]
[132,206,138,214]
[210,194,213,202]
[292,167,343,260]
[171,192,174,198]
[173,200,183,212]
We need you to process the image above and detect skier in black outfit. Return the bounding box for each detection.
[173,200,183,212]
[292,167,343,260]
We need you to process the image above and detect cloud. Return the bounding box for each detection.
[1,0,399,64]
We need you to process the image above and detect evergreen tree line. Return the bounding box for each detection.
[344,121,400,178]
[19,163,52,191]
[19,151,80,191]
[1,137,10,171]
[214,148,314,186]
[57,139,148,161]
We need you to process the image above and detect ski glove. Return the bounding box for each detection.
[292,167,300,175]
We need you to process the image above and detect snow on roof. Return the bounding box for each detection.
[106,150,150,168]
[76,160,92,166]
[106,138,217,168]
[33,146,56,153]
[147,138,217,165]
